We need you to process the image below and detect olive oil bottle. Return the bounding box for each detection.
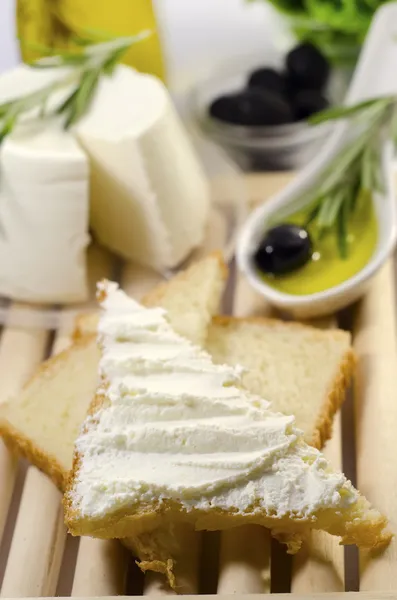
[16,0,165,80]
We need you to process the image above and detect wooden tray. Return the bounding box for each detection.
[0,173,396,599]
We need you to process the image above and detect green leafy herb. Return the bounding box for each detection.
[300,95,397,258]
[0,30,151,142]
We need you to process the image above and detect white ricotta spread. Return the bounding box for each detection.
[71,281,359,521]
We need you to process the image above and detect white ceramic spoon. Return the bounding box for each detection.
[237,3,397,319]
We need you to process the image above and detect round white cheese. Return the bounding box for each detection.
[76,65,211,271]
[0,66,90,303]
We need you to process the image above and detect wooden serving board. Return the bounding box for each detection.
[0,172,396,599]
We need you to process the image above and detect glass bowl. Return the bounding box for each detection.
[189,53,349,172]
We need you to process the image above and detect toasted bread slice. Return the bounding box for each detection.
[64,283,390,554]
[0,254,227,490]
[207,316,355,448]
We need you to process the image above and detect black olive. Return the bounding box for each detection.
[253,224,312,276]
[247,68,286,96]
[292,89,329,121]
[286,42,330,92]
[209,89,294,126]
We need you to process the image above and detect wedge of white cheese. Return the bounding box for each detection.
[0,64,210,303]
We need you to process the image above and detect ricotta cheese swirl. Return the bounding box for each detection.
[73,281,358,519]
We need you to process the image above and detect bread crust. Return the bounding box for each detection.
[0,417,67,490]
[210,315,356,449]
[65,443,390,546]
[73,312,99,340]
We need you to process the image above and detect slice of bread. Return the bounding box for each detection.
[207,316,355,449]
[74,251,228,346]
[0,254,227,490]
[0,252,360,588]
[0,335,99,490]
[64,282,390,552]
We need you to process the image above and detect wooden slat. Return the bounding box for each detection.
[217,526,271,594]
[12,591,397,600]
[0,468,64,598]
[71,538,128,596]
[1,330,73,598]
[143,526,202,596]
[143,573,176,596]
[0,442,17,546]
[353,259,397,591]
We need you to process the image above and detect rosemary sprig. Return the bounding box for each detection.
[297,95,397,258]
[0,31,151,140]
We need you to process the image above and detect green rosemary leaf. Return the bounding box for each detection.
[55,87,79,115]
[28,47,85,67]
[391,105,397,146]
[0,31,150,146]
[0,114,17,143]
[316,137,364,199]
[303,90,395,259]
[309,96,394,125]
[337,195,349,259]
[102,47,131,75]
[317,188,346,230]
[0,100,14,118]
[64,67,101,128]
[39,97,47,118]
[73,27,123,44]
[28,62,62,70]
[72,35,98,47]
[21,41,57,57]
[360,145,373,192]
[349,172,362,215]
[303,201,322,227]
[371,155,386,195]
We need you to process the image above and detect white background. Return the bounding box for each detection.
[0,0,19,72]
[0,0,287,92]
